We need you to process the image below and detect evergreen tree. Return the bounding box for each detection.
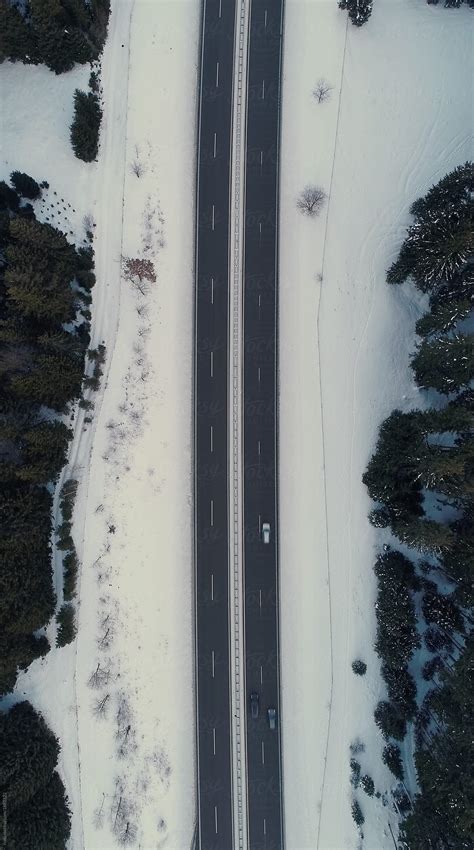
[10,172,41,200]
[415,294,472,338]
[411,333,474,394]
[339,0,373,27]
[374,550,420,668]
[10,354,83,411]
[0,701,58,807]
[0,2,38,64]
[382,743,404,780]
[381,663,417,720]
[392,517,454,553]
[0,702,71,848]
[351,800,365,826]
[374,700,407,741]
[56,603,76,646]
[387,162,473,291]
[70,89,102,162]
[422,586,464,633]
[5,771,71,850]
[363,409,425,520]
[400,645,473,848]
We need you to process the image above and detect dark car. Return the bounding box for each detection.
[250,692,259,719]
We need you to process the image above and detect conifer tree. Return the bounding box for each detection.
[411,333,474,394]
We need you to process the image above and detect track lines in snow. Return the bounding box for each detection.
[314,17,348,849]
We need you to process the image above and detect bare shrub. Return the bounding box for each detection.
[130,145,145,178]
[93,793,106,828]
[93,693,111,719]
[313,77,333,103]
[88,662,111,689]
[116,820,138,845]
[296,185,327,217]
[122,255,156,295]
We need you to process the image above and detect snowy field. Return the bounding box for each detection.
[1,0,472,848]
[1,1,199,848]
[279,1,472,848]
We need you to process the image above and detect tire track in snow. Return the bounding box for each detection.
[314,16,348,850]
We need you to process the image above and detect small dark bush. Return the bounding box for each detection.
[352,659,367,675]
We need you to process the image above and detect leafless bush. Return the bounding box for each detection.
[83,212,96,234]
[116,820,138,845]
[313,78,333,103]
[98,623,113,650]
[93,693,111,719]
[130,145,145,178]
[296,185,327,217]
[110,785,137,843]
[88,662,111,689]
[93,793,106,828]
[115,693,136,759]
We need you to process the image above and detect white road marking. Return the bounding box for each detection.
[263,817,267,835]
[211,204,215,230]
[210,350,214,377]
[211,649,215,678]
[213,727,216,755]
[259,588,262,611]
[258,366,261,382]
[214,804,218,833]
[216,61,219,88]
[260,149,263,173]
[264,10,268,29]
[211,275,214,303]
[261,740,265,764]
[260,664,263,684]
[258,439,261,456]
[210,499,214,526]
[258,514,261,533]
[210,425,213,452]
[262,79,265,99]
[211,572,214,601]
[219,0,222,18]
[213,132,217,158]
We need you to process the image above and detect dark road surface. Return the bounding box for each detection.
[195,1,284,848]
[243,1,284,848]
[194,1,236,848]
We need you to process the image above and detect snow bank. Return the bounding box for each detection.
[278,1,472,847]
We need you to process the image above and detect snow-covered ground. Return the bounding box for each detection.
[1,1,199,847]
[1,0,471,847]
[279,1,472,848]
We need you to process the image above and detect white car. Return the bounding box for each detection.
[262,522,270,544]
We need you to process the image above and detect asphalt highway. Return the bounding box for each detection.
[195,1,284,847]
[243,1,284,848]
[194,1,236,848]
